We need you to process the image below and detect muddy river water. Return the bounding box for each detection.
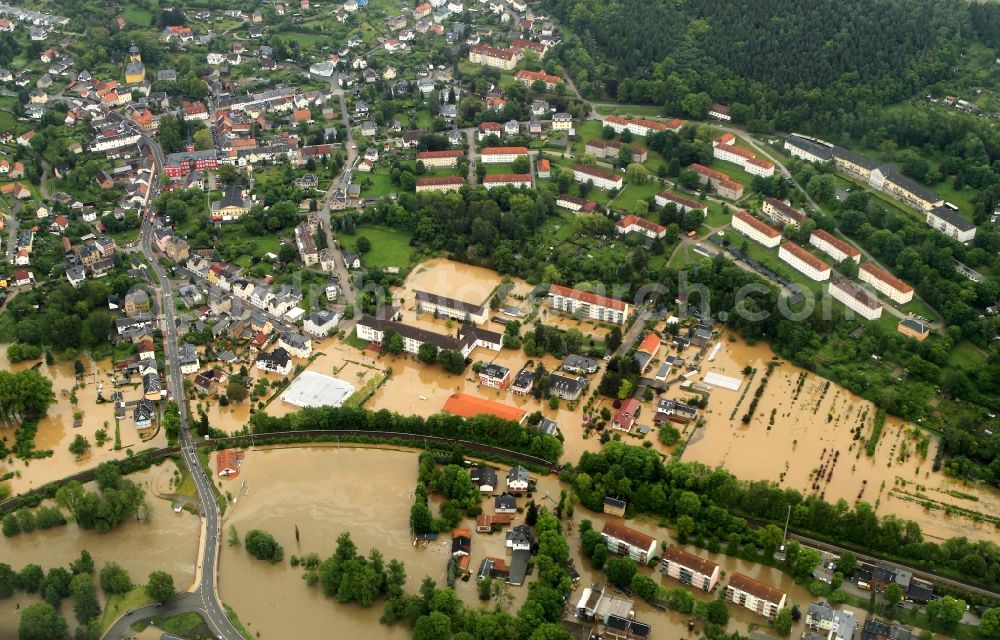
[0,461,199,638]
[682,334,1000,543]
[217,446,852,640]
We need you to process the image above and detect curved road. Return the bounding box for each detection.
[101,128,242,640]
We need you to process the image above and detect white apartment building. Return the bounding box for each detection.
[828,279,883,320]
[725,573,786,620]
[416,149,464,167]
[927,205,977,243]
[778,242,831,281]
[480,146,529,164]
[732,210,781,248]
[572,164,623,191]
[809,229,860,264]
[601,522,657,564]
[859,263,914,304]
[548,284,629,324]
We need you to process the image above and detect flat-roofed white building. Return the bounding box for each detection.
[859,263,913,304]
[732,210,781,248]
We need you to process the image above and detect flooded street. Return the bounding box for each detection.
[0,462,200,638]
[0,349,168,496]
[218,446,846,640]
[682,334,1000,543]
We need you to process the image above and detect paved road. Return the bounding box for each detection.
[102,123,242,640]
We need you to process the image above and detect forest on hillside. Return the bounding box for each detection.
[547,0,970,132]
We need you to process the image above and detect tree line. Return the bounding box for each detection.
[246,404,563,463]
[564,442,1000,591]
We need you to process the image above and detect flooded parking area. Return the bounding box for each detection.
[682,333,1000,543]
[0,461,200,638]
[0,350,168,496]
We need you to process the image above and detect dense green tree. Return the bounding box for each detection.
[146,571,176,603]
[245,530,284,563]
[18,602,67,640]
[99,563,132,595]
[70,573,100,624]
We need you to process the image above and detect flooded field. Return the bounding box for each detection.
[683,333,1000,543]
[217,446,846,640]
[0,462,200,638]
[0,349,168,496]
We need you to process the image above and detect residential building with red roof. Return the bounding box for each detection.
[481,146,529,163]
[482,174,532,189]
[779,242,831,281]
[555,194,598,213]
[688,163,744,200]
[603,115,682,137]
[572,164,622,191]
[829,279,883,321]
[662,547,721,592]
[416,149,464,167]
[510,39,547,55]
[478,121,502,140]
[858,262,914,304]
[291,108,312,123]
[617,214,666,239]
[416,176,466,193]
[601,520,657,563]
[725,573,786,619]
[712,134,775,177]
[654,190,707,215]
[536,158,550,178]
[762,198,806,226]
[809,229,860,264]
[515,69,562,89]
[548,284,629,324]
[443,392,527,424]
[468,44,519,70]
[731,210,781,248]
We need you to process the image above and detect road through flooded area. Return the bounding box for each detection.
[0,461,199,638]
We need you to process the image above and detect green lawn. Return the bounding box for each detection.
[122,6,152,25]
[609,180,662,211]
[594,104,666,117]
[100,587,155,635]
[948,340,987,369]
[274,32,329,47]
[341,225,413,268]
[358,169,397,197]
[132,612,212,639]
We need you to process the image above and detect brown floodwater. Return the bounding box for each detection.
[683,333,1000,544]
[0,461,200,638]
[217,446,855,640]
[0,348,168,496]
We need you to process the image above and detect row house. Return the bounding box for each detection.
[556,194,598,213]
[784,134,834,164]
[585,139,648,163]
[415,290,488,324]
[616,214,665,239]
[356,313,502,359]
[603,115,681,138]
[870,165,943,213]
[778,242,831,281]
[829,279,883,321]
[712,133,774,177]
[278,332,312,359]
[468,44,519,70]
[572,164,622,190]
[480,146,528,164]
[548,284,629,324]
[90,128,141,153]
[732,210,781,248]
[416,176,465,192]
[661,546,720,592]
[762,198,805,226]
[295,222,319,266]
[858,263,913,304]
[926,204,976,243]
[601,521,657,564]
[416,149,464,167]
[809,229,860,264]
[514,68,562,89]
[687,163,744,199]
[654,190,706,215]
[483,173,532,189]
[725,573,786,620]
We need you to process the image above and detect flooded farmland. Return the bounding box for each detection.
[0,462,200,638]
[217,446,844,640]
[682,333,1000,543]
[0,349,169,496]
